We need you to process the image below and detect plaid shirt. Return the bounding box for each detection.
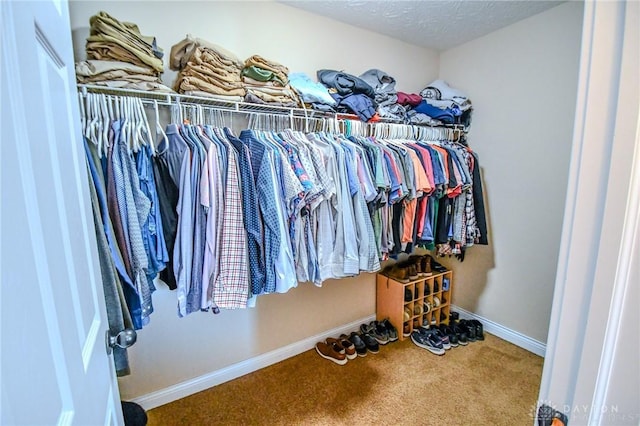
[213,140,249,309]
[227,129,265,296]
[239,130,282,294]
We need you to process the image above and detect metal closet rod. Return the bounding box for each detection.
[77,84,468,131]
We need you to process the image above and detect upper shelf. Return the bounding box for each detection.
[77,84,469,130]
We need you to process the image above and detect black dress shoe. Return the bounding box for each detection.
[469,319,484,340]
[452,323,468,346]
[460,320,477,342]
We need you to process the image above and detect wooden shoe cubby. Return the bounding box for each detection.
[376,270,453,341]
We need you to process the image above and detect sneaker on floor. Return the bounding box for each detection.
[315,341,347,365]
[361,322,388,345]
[431,327,451,350]
[346,332,368,357]
[371,321,390,345]
[439,325,459,348]
[360,332,380,354]
[381,319,398,342]
[410,330,445,355]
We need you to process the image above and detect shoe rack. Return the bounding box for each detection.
[376,270,453,341]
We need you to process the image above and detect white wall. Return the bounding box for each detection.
[68,0,440,400]
[69,0,439,93]
[438,2,584,343]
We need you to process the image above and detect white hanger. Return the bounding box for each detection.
[153,100,168,154]
[78,92,86,140]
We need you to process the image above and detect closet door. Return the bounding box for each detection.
[1,1,123,425]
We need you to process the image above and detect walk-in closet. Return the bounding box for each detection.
[2,1,638,425]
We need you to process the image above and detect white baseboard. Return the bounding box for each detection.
[452,305,546,357]
[132,314,376,410]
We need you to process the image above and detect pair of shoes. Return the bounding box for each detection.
[433,296,440,307]
[449,311,460,322]
[430,259,448,273]
[380,318,399,342]
[423,301,432,314]
[315,340,348,365]
[407,254,433,277]
[344,332,368,357]
[439,324,459,347]
[358,332,380,354]
[361,321,389,345]
[468,319,484,340]
[326,337,357,360]
[433,280,440,293]
[454,319,476,342]
[347,332,379,356]
[458,319,484,341]
[430,327,451,350]
[451,322,469,346]
[410,327,445,355]
[392,260,419,281]
[383,264,411,283]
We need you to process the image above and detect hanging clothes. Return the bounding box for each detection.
[82,90,488,326]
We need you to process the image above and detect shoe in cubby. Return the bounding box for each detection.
[404,287,413,302]
[403,323,411,337]
[424,281,431,296]
[403,305,412,322]
[413,303,423,316]
[442,277,450,291]
[433,296,441,308]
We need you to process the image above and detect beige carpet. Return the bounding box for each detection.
[148,333,543,425]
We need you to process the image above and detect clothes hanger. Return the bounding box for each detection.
[152,100,168,154]
[93,94,106,155]
[78,92,87,140]
[86,93,99,148]
[132,97,145,152]
[99,94,112,155]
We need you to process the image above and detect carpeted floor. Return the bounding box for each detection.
[148,333,543,425]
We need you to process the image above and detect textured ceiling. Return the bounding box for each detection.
[281,0,565,51]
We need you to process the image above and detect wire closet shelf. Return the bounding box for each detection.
[77,84,469,139]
